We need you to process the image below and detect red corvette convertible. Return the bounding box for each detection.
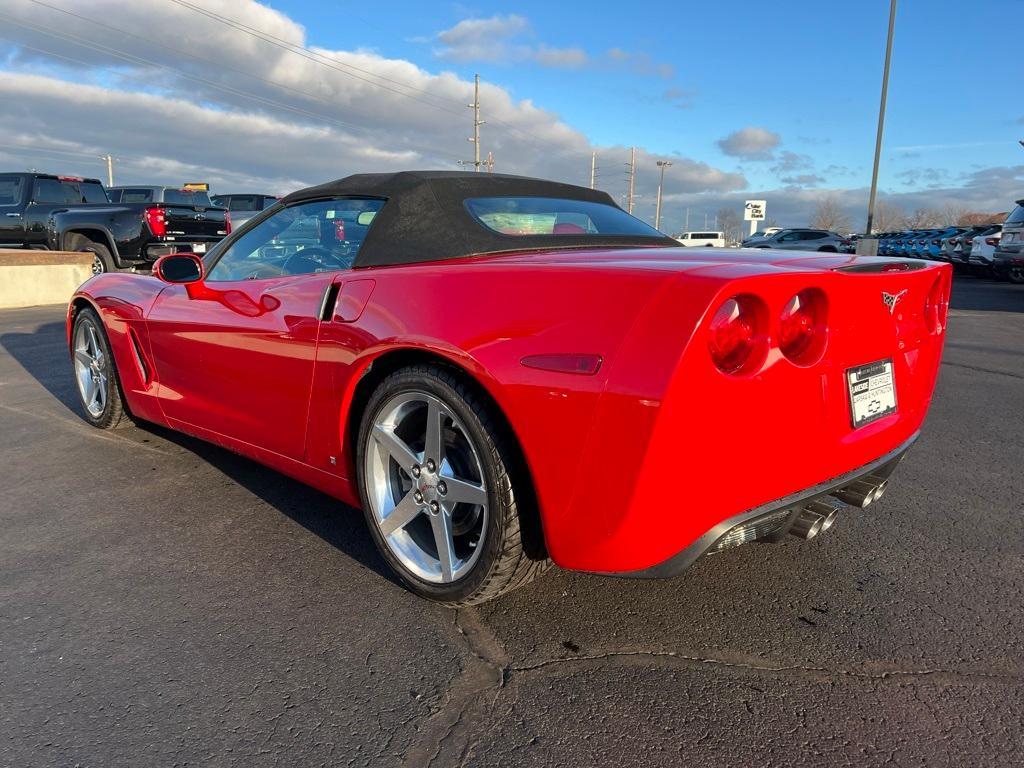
[67,172,950,604]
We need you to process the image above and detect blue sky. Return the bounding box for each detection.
[271,0,1022,195]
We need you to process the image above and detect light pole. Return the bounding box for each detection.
[864,0,897,242]
[655,160,671,231]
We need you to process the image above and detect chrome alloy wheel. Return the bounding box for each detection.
[365,391,488,584]
[73,320,108,417]
[91,254,104,275]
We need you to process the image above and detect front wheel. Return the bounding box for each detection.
[71,307,127,429]
[356,365,549,605]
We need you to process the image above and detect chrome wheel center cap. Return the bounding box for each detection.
[417,470,440,507]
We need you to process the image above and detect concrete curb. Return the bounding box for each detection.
[0,251,94,310]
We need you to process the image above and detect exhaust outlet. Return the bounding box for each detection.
[789,501,841,540]
[832,479,883,508]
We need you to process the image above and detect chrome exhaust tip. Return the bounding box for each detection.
[789,501,841,540]
[832,479,882,508]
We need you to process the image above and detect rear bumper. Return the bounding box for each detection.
[613,432,917,578]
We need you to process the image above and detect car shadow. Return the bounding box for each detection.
[0,316,399,587]
[950,275,1024,313]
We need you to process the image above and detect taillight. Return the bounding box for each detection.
[925,274,949,334]
[144,206,166,237]
[225,210,232,234]
[779,288,828,365]
[985,237,999,246]
[931,239,940,245]
[708,295,767,375]
[950,238,959,245]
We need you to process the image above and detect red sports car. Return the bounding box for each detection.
[67,172,950,604]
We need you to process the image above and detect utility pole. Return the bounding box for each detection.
[590,151,597,189]
[654,160,672,231]
[864,0,897,241]
[99,153,114,186]
[467,74,483,171]
[626,146,636,214]
[685,207,689,231]
[704,212,708,229]
[486,151,494,173]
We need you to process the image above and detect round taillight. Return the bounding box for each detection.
[708,295,766,375]
[779,288,828,365]
[925,275,949,334]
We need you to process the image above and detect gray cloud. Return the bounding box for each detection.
[716,127,781,160]
[770,151,813,175]
[780,174,825,187]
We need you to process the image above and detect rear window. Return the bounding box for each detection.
[690,232,721,239]
[1005,204,1024,226]
[164,189,213,207]
[118,188,155,203]
[0,175,23,206]
[33,178,78,203]
[78,182,108,203]
[227,195,258,211]
[465,196,662,237]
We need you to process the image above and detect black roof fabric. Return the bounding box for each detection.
[279,170,678,268]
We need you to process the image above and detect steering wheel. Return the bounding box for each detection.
[282,246,349,275]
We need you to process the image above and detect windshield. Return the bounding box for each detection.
[464,196,663,237]
[0,175,24,206]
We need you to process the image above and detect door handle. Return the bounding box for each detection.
[4,213,19,218]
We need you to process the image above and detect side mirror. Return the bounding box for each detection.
[154,253,204,284]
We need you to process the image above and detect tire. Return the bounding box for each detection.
[356,364,550,605]
[1007,266,1024,285]
[817,246,837,252]
[71,307,128,429]
[68,234,115,275]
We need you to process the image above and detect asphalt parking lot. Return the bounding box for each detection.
[1,277,1022,767]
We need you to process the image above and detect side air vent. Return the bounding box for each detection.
[127,326,151,385]
[319,282,341,321]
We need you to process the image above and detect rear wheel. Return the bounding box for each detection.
[71,307,127,429]
[356,364,549,605]
[68,234,115,275]
[1007,266,1024,284]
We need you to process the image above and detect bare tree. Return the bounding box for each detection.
[809,196,852,233]
[716,206,741,244]
[957,211,1005,226]
[904,207,944,228]
[870,199,906,232]
[940,203,969,227]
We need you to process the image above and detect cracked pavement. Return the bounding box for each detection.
[1,277,1022,767]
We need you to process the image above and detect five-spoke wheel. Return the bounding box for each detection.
[357,365,548,605]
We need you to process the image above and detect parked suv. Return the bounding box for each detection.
[742,228,849,252]
[993,199,1024,283]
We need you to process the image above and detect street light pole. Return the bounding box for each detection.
[655,160,671,231]
[864,0,897,239]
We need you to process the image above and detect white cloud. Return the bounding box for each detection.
[0,0,744,205]
[716,127,782,160]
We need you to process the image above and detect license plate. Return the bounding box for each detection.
[847,359,897,428]
[191,243,207,253]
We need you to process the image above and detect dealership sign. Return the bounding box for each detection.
[744,200,766,221]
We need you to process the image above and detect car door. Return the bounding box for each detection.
[145,196,384,459]
[775,231,801,250]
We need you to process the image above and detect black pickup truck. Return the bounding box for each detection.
[0,172,230,274]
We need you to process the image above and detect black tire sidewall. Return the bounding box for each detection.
[355,367,511,604]
[78,241,114,274]
[72,307,122,428]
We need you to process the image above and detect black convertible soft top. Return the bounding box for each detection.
[279,170,678,268]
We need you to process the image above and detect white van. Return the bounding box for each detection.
[674,231,726,247]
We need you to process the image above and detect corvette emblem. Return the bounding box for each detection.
[881,289,907,315]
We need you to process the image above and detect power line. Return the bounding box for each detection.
[164,0,596,162]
